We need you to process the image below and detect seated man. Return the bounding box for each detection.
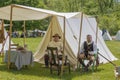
[44,33,63,67]
[78,34,97,71]
[48,33,63,54]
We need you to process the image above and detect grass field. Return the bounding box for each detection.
[0,38,120,80]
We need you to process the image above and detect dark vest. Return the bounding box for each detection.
[84,41,94,53]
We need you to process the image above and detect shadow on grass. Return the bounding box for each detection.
[61,67,104,80]
[0,62,104,80]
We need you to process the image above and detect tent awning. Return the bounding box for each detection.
[0,4,64,21]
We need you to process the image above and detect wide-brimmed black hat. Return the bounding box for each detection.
[52,33,61,39]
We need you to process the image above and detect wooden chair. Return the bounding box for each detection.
[10,44,19,50]
[91,53,99,71]
[47,47,70,75]
[9,44,19,68]
[91,49,100,71]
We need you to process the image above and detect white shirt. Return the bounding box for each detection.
[80,41,97,54]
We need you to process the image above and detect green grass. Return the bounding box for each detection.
[12,37,43,53]
[0,39,120,80]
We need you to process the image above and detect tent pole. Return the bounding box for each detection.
[95,16,99,44]
[23,20,26,46]
[50,16,53,41]
[77,12,83,68]
[61,16,66,77]
[1,19,4,62]
[8,5,13,69]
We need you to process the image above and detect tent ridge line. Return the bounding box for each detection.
[11,4,65,18]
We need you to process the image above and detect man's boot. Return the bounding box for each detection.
[79,58,86,67]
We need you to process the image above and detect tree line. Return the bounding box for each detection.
[1,0,120,35]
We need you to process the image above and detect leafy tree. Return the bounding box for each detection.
[1,0,120,35]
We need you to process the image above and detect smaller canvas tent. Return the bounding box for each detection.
[0,20,11,52]
[103,31,112,40]
[0,29,12,52]
[99,30,102,35]
[115,30,120,40]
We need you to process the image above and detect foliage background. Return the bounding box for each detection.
[1,0,120,35]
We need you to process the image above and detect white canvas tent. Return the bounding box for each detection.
[34,13,117,65]
[0,29,12,52]
[115,30,120,40]
[103,31,112,40]
[0,4,117,66]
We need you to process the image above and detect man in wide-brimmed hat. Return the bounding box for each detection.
[52,33,61,39]
[48,33,63,52]
[44,33,63,67]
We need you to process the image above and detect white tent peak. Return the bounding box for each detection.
[58,12,82,18]
[115,30,120,40]
[103,31,112,40]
